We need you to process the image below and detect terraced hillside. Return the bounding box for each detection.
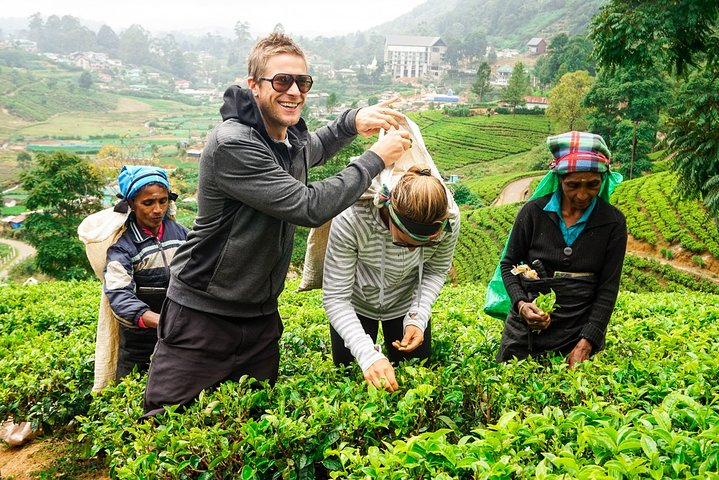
[408,111,552,172]
[611,172,719,273]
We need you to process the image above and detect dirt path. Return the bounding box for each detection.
[626,236,719,282]
[0,239,36,280]
[492,175,543,205]
[0,439,110,479]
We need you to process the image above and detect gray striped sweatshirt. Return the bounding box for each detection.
[322,199,460,371]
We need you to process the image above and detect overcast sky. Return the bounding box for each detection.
[4,1,428,37]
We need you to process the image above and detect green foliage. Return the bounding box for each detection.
[590,0,719,75]
[611,171,719,257]
[535,34,596,86]
[0,280,100,431]
[620,255,719,294]
[21,151,103,218]
[611,120,656,180]
[448,183,483,209]
[306,139,367,184]
[408,111,551,171]
[16,150,33,171]
[442,106,470,117]
[12,281,712,478]
[546,70,593,132]
[78,71,93,89]
[591,0,719,220]
[21,151,104,279]
[533,289,557,314]
[667,69,719,219]
[0,64,117,121]
[471,62,492,101]
[501,62,530,109]
[23,214,95,280]
[583,65,670,153]
[453,204,518,284]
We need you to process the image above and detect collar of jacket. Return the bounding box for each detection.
[534,193,619,230]
[219,85,309,152]
[127,216,165,243]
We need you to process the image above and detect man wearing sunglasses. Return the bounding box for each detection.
[143,32,411,416]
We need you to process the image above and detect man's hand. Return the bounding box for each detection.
[142,311,160,329]
[391,325,424,353]
[363,358,399,392]
[567,338,592,368]
[369,129,412,168]
[518,301,551,330]
[355,97,405,137]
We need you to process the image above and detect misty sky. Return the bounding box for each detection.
[5,0,427,37]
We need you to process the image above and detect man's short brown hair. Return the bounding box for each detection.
[247,32,307,80]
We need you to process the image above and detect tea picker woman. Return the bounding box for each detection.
[104,165,188,380]
[496,131,627,367]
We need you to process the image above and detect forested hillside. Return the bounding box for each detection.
[374,0,606,47]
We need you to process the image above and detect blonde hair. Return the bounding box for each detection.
[247,32,307,80]
[391,166,449,224]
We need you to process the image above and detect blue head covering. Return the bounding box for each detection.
[118,165,170,200]
[114,165,175,214]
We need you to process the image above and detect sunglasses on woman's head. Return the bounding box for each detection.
[259,73,313,93]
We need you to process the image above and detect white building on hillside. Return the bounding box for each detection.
[384,35,448,80]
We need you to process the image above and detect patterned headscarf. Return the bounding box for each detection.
[547,131,611,174]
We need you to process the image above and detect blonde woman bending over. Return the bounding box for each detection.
[323,166,460,392]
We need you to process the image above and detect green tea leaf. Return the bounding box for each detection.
[533,289,558,314]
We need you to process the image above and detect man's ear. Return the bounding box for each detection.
[247,76,258,97]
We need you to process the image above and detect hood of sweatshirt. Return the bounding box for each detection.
[219,85,308,148]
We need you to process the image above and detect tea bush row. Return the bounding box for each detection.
[73,287,719,479]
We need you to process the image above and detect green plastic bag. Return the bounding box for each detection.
[482,171,622,320]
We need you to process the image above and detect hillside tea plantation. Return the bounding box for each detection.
[411,111,552,171]
[611,172,719,258]
[1,280,718,478]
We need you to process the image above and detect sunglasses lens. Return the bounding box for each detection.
[296,76,313,93]
[272,74,294,92]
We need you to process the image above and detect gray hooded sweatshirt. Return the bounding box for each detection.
[167,85,385,317]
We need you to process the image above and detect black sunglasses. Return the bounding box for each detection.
[258,73,313,93]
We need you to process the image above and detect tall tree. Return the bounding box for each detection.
[501,62,530,110]
[591,0,719,214]
[326,92,338,113]
[536,34,594,86]
[546,70,593,131]
[471,62,492,101]
[16,151,32,171]
[97,25,119,52]
[78,71,93,89]
[21,152,104,279]
[583,66,669,148]
[463,28,487,60]
[119,24,152,66]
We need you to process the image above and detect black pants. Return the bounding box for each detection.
[143,299,283,416]
[330,314,432,367]
[116,324,157,381]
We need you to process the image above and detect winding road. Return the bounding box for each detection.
[0,239,36,280]
[492,175,543,205]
